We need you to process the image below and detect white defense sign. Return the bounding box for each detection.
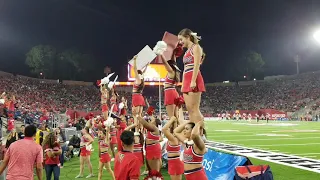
[128,45,157,70]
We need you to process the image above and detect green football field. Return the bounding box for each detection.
[55,120,320,180]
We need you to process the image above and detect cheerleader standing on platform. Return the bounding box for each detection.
[137,115,163,179]
[160,44,182,118]
[174,121,207,180]
[76,127,94,178]
[98,128,115,180]
[162,116,184,180]
[178,28,206,123]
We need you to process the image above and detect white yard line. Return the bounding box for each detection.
[293,153,320,155]
[303,156,318,158]
[220,137,320,142]
[253,143,320,147]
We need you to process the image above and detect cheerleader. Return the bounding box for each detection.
[137,115,163,179]
[131,55,147,117]
[75,127,94,178]
[178,28,206,123]
[162,116,184,180]
[109,122,117,161]
[116,114,127,152]
[120,96,128,116]
[110,89,119,114]
[160,44,182,118]
[100,85,109,120]
[174,121,207,180]
[124,117,144,169]
[98,128,115,180]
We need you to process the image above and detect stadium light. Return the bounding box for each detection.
[313,30,320,43]
[243,75,247,79]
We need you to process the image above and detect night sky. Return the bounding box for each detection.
[1,0,320,83]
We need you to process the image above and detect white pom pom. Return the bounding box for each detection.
[153,41,167,55]
[119,102,124,110]
[107,82,115,90]
[134,132,140,136]
[104,117,114,127]
[0,99,4,104]
[86,144,92,151]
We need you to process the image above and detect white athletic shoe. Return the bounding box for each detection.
[75,174,83,178]
[86,174,94,178]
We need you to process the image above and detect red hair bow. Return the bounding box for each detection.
[147,106,155,116]
[174,96,185,107]
[174,43,184,57]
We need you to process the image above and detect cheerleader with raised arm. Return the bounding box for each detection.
[137,115,163,179]
[174,120,208,180]
[160,43,183,118]
[97,128,115,180]
[75,127,94,178]
[132,55,148,117]
[162,116,184,180]
[178,28,206,124]
[124,116,145,169]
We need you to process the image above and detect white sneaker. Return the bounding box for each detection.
[86,174,94,178]
[75,174,83,178]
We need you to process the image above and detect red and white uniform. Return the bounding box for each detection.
[243,113,247,120]
[181,44,206,93]
[266,113,270,119]
[166,143,184,175]
[183,144,208,180]
[99,140,111,163]
[116,122,127,152]
[255,114,259,119]
[80,135,91,157]
[164,75,179,106]
[145,131,161,160]
[217,114,221,120]
[248,114,252,120]
[101,93,108,112]
[133,142,144,168]
[222,113,226,119]
[109,127,117,145]
[110,96,118,113]
[132,81,145,107]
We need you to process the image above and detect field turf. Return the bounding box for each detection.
[54,120,320,180]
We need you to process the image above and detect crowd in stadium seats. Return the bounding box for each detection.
[1,71,320,122]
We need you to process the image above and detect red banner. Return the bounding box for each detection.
[235,109,287,120]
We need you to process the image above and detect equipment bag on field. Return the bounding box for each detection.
[234,165,273,180]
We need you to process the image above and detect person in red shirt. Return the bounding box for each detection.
[7,114,15,133]
[114,130,140,180]
[43,132,62,180]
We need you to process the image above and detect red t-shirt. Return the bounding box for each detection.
[114,151,140,180]
[8,119,15,131]
[44,144,61,165]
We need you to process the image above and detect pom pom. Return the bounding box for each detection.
[119,102,124,110]
[99,72,115,86]
[174,96,185,107]
[103,117,114,127]
[134,132,140,136]
[174,43,184,57]
[107,82,115,90]
[86,144,92,151]
[147,106,155,116]
[153,41,167,55]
